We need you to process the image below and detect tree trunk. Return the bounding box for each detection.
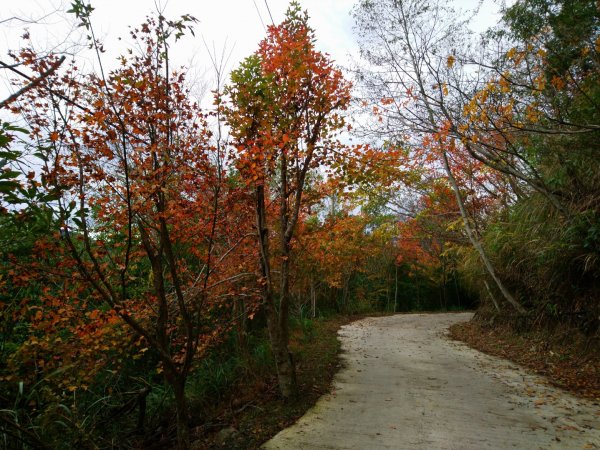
[234,297,248,356]
[393,264,398,313]
[454,274,461,309]
[171,376,189,450]
[267,319,297,400]
[441,151,525,314]
[484,279,501,312]
[255,184,297,400]
[275,242,297,399]
[279,240,291,345]
[311,278,316,319]
[441,252,447,310]
[341,276,350,313]
[386,283,390,311]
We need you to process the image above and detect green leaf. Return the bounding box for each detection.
[0,180,21,192]
[0,170,21,179]
[0,151,20,161]
[42,192,61,202]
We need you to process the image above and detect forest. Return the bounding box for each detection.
[0,0,598,448]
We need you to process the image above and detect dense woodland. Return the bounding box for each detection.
[0,0,598,448]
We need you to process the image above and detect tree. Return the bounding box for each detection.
[223,2,351,399]
[460,0,600,321]
[6,12,249,447]
[453,0,599,216]
[353,0,526,312]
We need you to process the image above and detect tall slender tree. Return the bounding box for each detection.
[224,2,351,398]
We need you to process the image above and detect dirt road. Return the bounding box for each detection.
[263,313,600,449]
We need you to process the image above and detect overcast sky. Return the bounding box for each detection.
[1,0,504,101]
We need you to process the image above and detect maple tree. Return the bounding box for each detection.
[223,2,351,399]
[2,12,257,447]
[296,208,397,312]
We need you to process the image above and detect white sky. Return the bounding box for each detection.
[1,0,504,101]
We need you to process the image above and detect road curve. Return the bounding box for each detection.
[263,313,600,450]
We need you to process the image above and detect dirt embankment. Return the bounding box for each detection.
[450,318,600,400]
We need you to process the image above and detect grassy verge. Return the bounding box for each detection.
[449,319,600,400]
[186,315,362,449]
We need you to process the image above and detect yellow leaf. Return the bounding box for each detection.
[581,46,590,57]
